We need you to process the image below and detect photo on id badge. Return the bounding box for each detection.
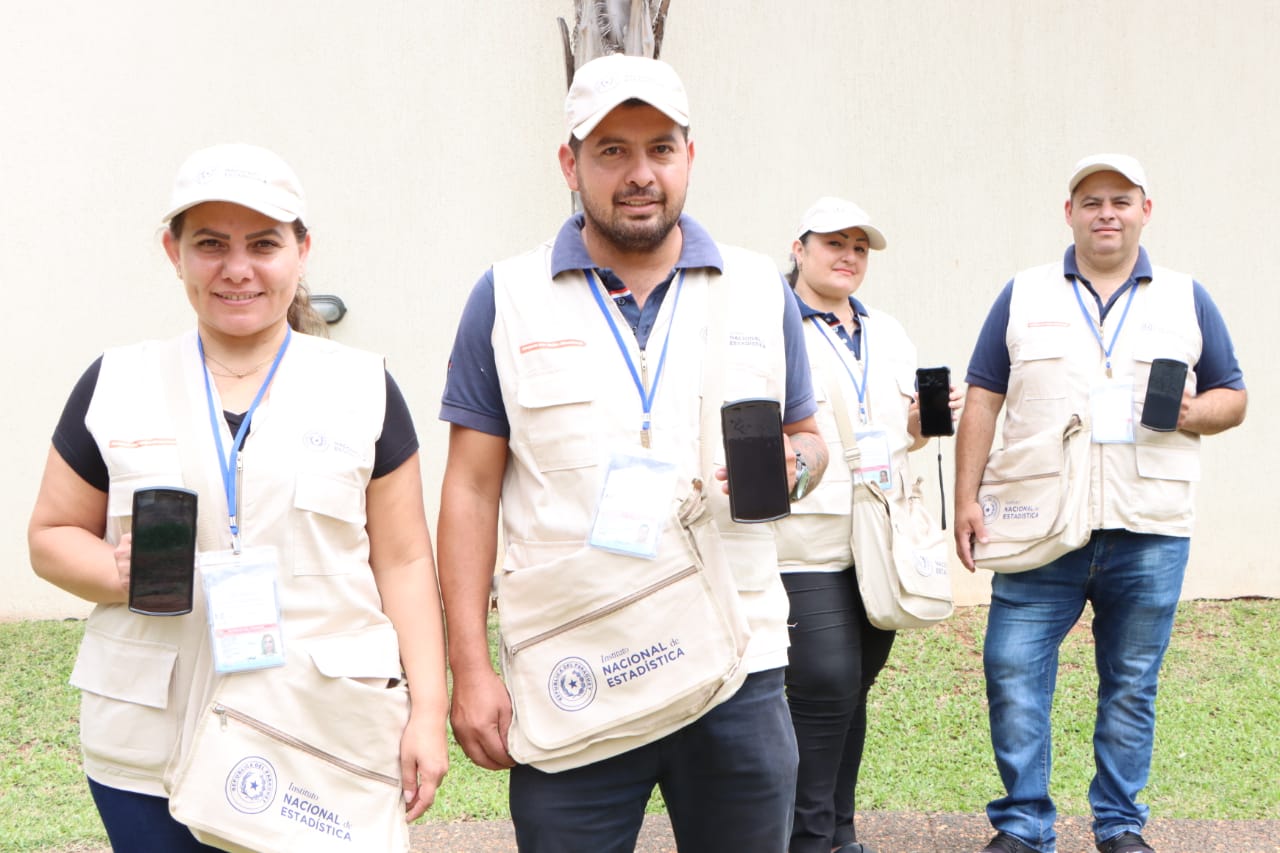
[201,546,287,673]
[854,428,895,493]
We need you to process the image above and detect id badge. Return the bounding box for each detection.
[853,428,896,493]
[588,451,679,558]
[200,546,286,673]
[1090,380,1136,444]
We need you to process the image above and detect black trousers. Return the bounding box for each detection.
[782,569,896,853]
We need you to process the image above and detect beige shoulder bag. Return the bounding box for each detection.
[972,414,1092,572]
[817,343,953,630]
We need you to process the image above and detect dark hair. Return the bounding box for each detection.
[785,232,813,289]
[167,210,329,337]
[567,98,691,155]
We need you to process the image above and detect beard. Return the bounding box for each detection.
[578,186,685,254]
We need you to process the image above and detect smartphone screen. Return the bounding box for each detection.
[1140,358,1187,432]
[129,487,198,616]
[916,366,953,437]
[721,398,791,523]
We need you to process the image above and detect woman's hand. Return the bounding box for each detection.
[399,710,449,822]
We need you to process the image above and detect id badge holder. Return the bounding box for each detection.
[588,451,679,559]
[1090,380,1136,444]
[853,428,896,493]
[199,546,286,673]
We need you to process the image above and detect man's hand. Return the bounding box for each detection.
[448,667,516,771]
[954,500,988,573]
[953,385,1005,572]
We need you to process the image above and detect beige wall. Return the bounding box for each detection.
[3,1,1275,619]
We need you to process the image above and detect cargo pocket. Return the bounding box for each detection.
[516,371,597,472]
[292,472,366,576]
[106,471,186,535]
[1011,335,1068,425]
[70,628,179,775]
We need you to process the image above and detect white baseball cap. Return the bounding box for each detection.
[1068,153,1148,195]
[795,197,887,249]
[163,143,306,224]
[565,54,690,141]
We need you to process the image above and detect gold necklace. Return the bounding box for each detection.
[203,352,275,379]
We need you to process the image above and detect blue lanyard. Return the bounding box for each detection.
[588,269,686,447]
[813,313,871,424]
[198,328,292,552]
[1072,279,1138,378]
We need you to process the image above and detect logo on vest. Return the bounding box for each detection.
[980,495,1000,525]
[913,552,948,578]
[225,756,277,814]
[548,656,596,711]
[600,640,688,688]
[303,430,329,451]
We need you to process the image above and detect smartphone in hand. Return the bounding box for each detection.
[721,398,791,523]
[916,367,954,437]
[1140,358,1188,432]
[129,487,198,616]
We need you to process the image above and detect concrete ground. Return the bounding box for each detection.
[409,812,1280,852]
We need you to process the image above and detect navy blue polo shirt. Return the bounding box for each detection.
[965,246,1245,395]
[440,213,817,437]
[792,293,870,360]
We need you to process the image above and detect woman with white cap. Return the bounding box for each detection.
[28,144,448,851]
[773,197,958,853]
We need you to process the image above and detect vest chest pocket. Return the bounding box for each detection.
[1009,332,1069,426]
[292,472,367,576]
[515,371,598,472]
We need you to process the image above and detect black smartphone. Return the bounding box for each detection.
[1140,358,1188,432]
[916,366,954,437]
[721,398,791,523]
[129,487,198,616]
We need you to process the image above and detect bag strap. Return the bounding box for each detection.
[699,273,730,482]
[808,316,863,474]
[161,333,230,554]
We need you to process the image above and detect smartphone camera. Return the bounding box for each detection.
[916,366,953,437]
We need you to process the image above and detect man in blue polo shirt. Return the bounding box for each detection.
[954,154,1246,853]
[436,54,826,852]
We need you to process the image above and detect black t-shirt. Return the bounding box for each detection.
[52,356,419,492]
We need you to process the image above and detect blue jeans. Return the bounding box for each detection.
[509,668,798,852]
[87,778,222,853]
[983,530,1189,853]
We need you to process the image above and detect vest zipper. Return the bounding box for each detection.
[979,471,1057,486]
[212,703,399,787]
[507,564,698,656]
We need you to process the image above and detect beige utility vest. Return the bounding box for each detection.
[72,330,401,795]
[1006,262,1202,536]
[491,243,792,671]
[773,310,919,572]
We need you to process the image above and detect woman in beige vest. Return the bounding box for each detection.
[28,144,447,852]
[776,197,958,853]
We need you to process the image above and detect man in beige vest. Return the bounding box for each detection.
[437,55,826,852]
[954,154,1247,853]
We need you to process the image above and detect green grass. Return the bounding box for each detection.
[3,601,1277,850]
[0,620,107,850]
